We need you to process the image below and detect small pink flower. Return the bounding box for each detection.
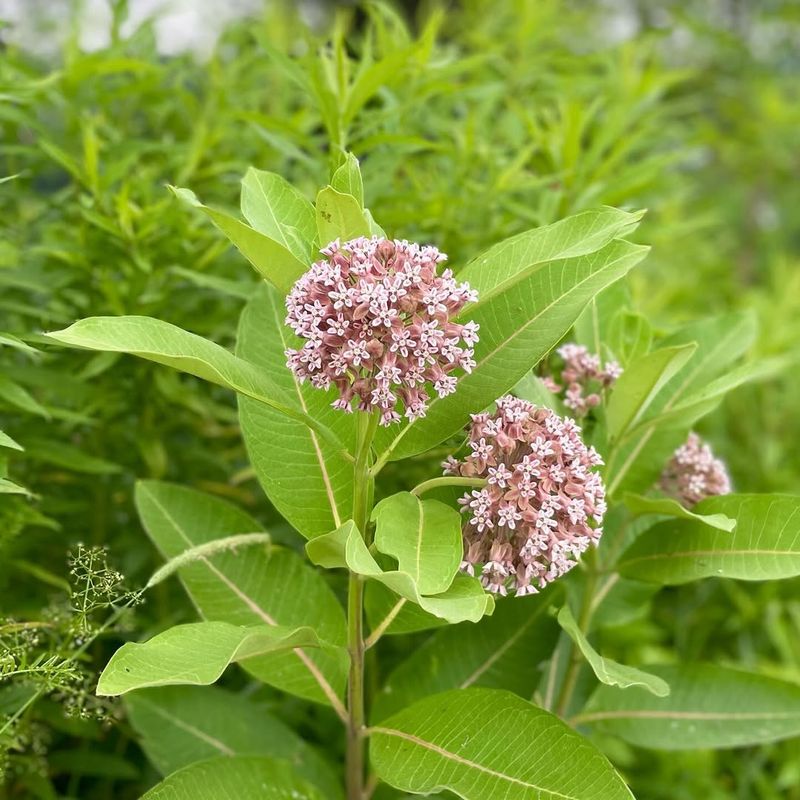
[285,237,478,425]
[447,396,606,596]
[660,432,732,506]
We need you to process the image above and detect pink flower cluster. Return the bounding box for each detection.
[284,237,479,426]
[443,396,606,596]
[543,343,622,416]
[659,432,732,506]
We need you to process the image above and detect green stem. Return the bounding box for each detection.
[410,476,487,497]
[346,411,378,800]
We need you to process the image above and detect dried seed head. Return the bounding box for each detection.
[659,432,732,506]
[444,395,606,596]
[285,236,479,426]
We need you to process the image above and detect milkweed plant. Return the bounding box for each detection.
[44,155,800,800]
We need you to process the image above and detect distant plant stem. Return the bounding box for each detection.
[346,411,379,800]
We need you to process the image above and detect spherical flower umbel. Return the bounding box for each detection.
[659,432,732,506]
[284,236,479,426]
[444,395,606,596]
[543,343,622,416]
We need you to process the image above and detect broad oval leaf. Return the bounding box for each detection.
[622,493,736,532]
[372,594,559,721]
[135,481,348,710]
[140,756,324,800]
[618,494,800,584]
[237,283,355,538]
[372,492,462,595]
[375,238,649,462]
[370,688,634,799]
[575,664,800,749]
[126,686,342,798]
[331,153,364,206]
[240,167,316,261]
[557,606,669,697]
[315,186,371,245]
[97,622,334,696]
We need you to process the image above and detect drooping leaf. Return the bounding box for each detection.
[98,622,334,695]
[372,594,559,721]
[331,153,364,206]
[315,186,371,245]
[606,344,696,441]
[139,756,324,800]
[557,606,669,697]
[126,686,342,798]
[170,185,307,293]
[371,492,462,595]
[240,167,316,262]
[576,664,800,749]
[375,238,649,462]
[237,283,355,538]
[306,521,493,624]
[45,316,344,453]
[622,493,736,532]
[135,481,348,709]
[618,494,800,584]
[370,689,634,799]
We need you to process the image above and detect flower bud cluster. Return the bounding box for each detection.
[660,432,732,506]
[443,396,606,596]
[543,343,622,416]
[285,237,478,426]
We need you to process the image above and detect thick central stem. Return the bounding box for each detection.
[346,411,378,800]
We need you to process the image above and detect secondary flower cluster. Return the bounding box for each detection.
[543,343,622,416]
[284,237,479,426]
[443,396,606,596]
[660,432,732,506]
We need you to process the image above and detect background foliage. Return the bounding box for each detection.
[1,0,799,797]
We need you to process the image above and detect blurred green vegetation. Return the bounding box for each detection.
[1,1,798,797]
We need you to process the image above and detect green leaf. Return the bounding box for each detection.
[0,375,49,418]
[370,689,634,799]
[576,664,800,749]
[365,582,447,637]
[240,168,316,261]
[0,430,23,452]
[306,521,493,624]
[513,371,564,412]
[140,756,324,800]
[574,279,633,357]
[135,481,348,709]
[126,686,342,798]
[622,493,736,532]
[0,332,40,355]
[45,316,344,453]
[375,238,649,462]
[606,344,696,440]
[0,478,32,496]
[371,492,462,595]
[22,438,121,475]
[372,594,559,721]
[557,606,669,697]
[237,283,355,539]
[331,153,364,206]
[618,494,800,584]
[170,185,307,294]
[608,310,652,365]
[97,621,333,696]
[315,186,371,246]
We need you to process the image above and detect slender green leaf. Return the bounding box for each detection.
[576,664,800,749]
[306,521,493,624]
[331,153,364,206]
[0,375,49,418]
[97,622,332,695]
[371,492,462,595]
[315,185,371,245]
[140,756,324,800]
[240,167,316,261]
[0,478,31,496]
[135,481,348,709]
[557,606,669,696]
[370,689,634,799]
[618,494,800,584]
[171,185,307,293]
[622,493,736,532]
[237,283,355,538]
[0,430,23,452]
[126,686,342,798]
[606,344,696,440]
[373,595,559,721]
